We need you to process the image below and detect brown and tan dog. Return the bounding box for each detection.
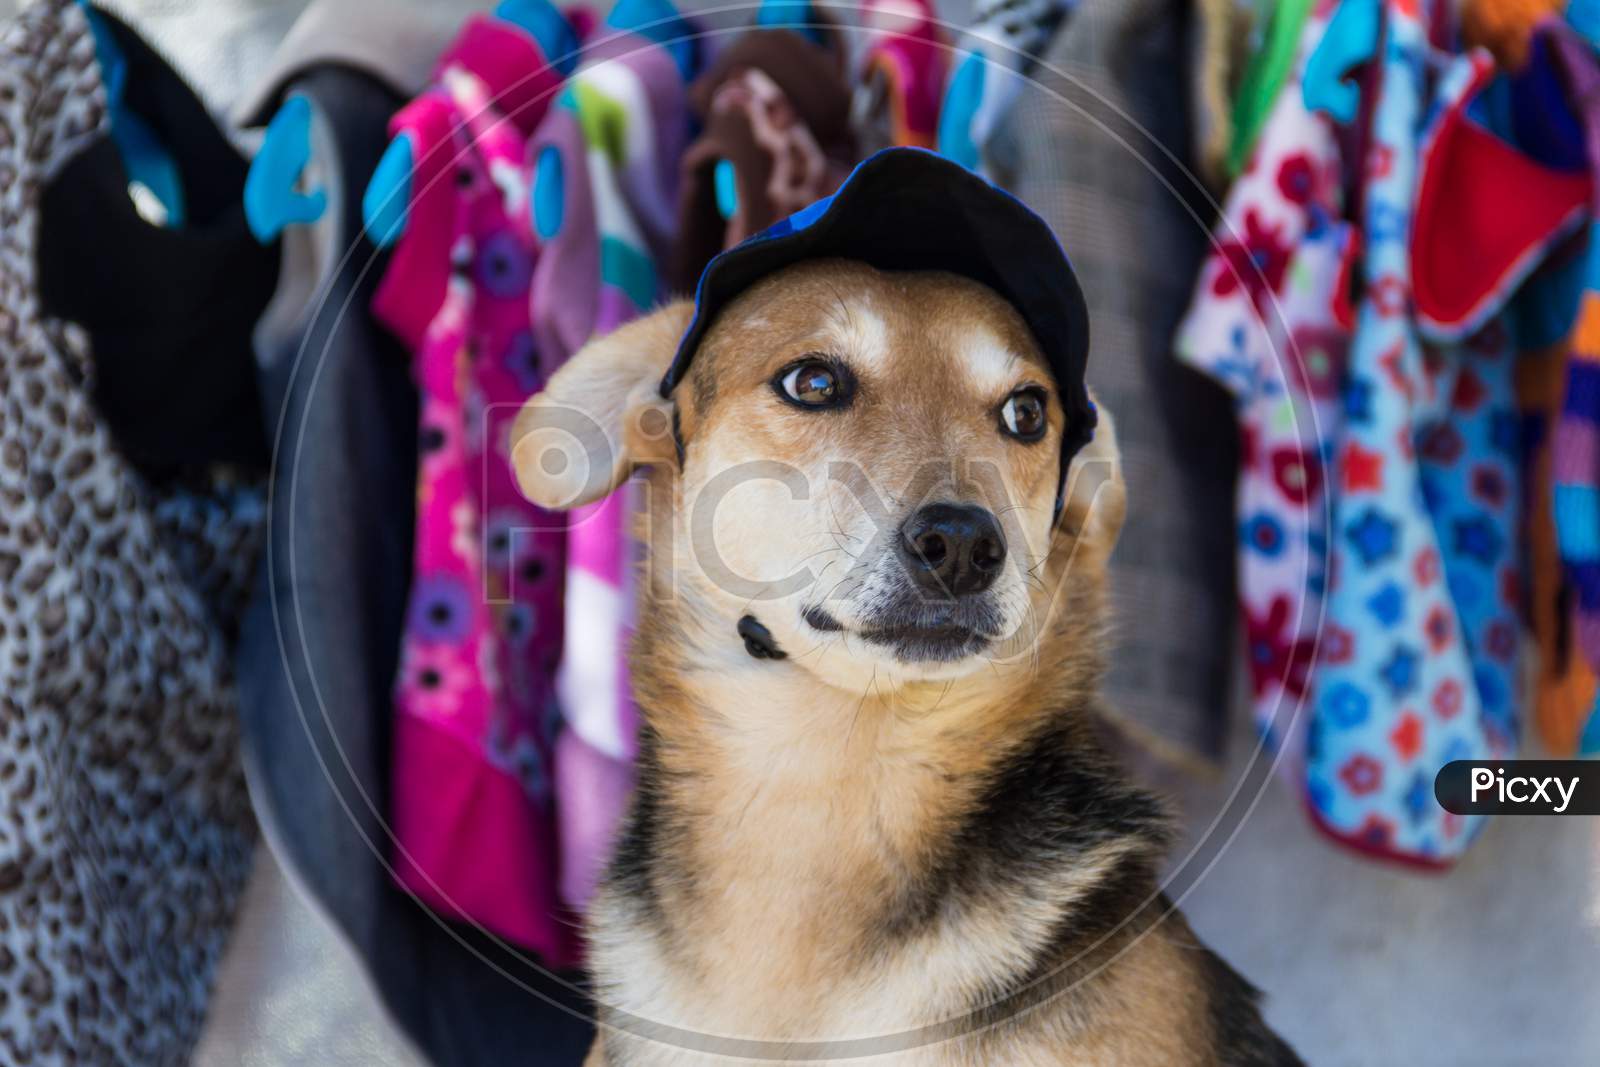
[512,260,1301,1066]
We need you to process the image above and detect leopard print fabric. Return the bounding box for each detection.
[0,2,263,1063]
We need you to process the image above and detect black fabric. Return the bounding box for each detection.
[234,66,594,1066]
[37,6,275,478]
[662,147,1098,472]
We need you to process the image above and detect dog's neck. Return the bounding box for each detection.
[650,626,1050,850]
[634,568,1085,854]
[637,617,1022,834]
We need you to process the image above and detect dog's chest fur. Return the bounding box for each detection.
[582,663,1217,1066]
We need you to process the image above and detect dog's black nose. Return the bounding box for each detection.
[899,504,1006,597]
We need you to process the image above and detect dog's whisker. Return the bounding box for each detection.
[823,572,864,605]
[733,776,769,832]
[791,546,848,574]
[792,641,831,663]
[847,667,877,746]
[822,277,860,340]
[825,492,865,558]
[827,527,863,557]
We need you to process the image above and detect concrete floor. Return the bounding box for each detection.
[3,0,1595,1062]
[1167,723,1600,1066]
[194,851,425,1067]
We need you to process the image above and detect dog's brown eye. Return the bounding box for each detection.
[1000,388,1048,442]
[775,358,851,409]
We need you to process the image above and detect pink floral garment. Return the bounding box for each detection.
[527,32,687,913]
[377,26,580,965]
[1175,1,1349,773]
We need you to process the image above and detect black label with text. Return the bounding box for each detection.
[1435,761,1600,816]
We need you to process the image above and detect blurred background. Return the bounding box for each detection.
[0,1,1596,1065]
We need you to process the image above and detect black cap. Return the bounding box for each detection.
[660,147,1096,496]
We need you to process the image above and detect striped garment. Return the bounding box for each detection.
[1545,22,1600,753]
[1552,264,1600,751]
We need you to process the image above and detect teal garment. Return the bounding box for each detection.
[755,0,825,45]
[607,0,699,80]
[935,0,1076,176]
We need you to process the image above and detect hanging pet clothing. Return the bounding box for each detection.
[1177,0,1352,777]
[375,14,580,964]
[1302,2,1522,866]
[671,21,855,292]
[1,3,269,1061]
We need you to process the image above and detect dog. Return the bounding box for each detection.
[512,153,1302,1066]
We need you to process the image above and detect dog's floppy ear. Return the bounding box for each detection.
[1057,391,1125,557]
[511,301,693,510]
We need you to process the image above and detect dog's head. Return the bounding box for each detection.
[511,257,1123,694]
